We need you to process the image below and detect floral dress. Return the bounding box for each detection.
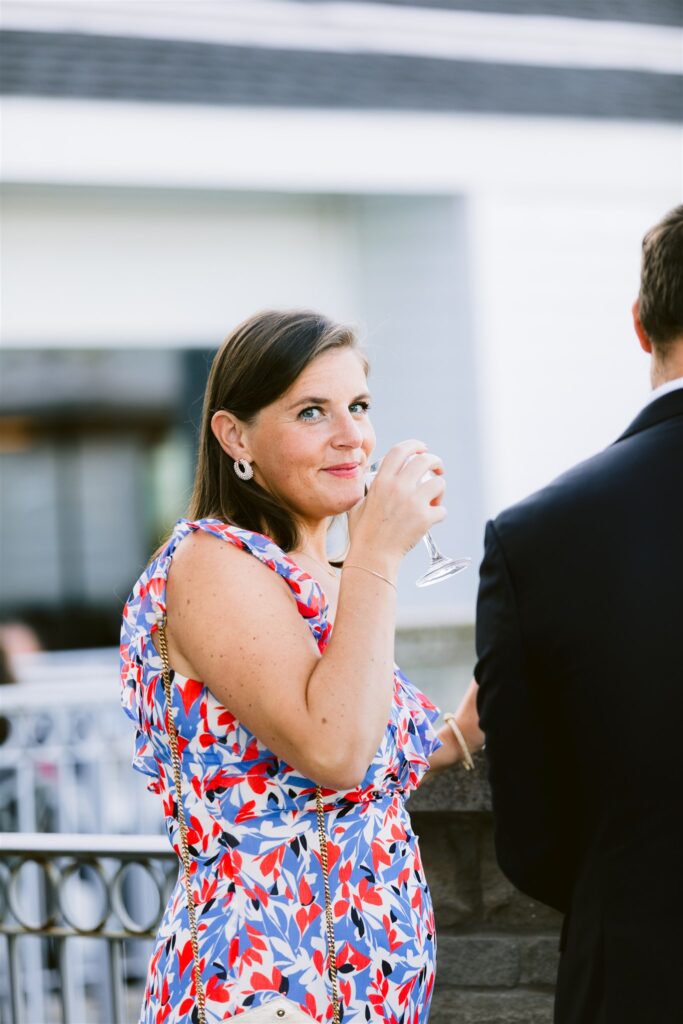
[120,518,442,1024]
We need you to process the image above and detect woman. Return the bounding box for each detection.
[121,310,482,1024]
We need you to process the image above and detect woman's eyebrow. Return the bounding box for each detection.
[287,395,328,409]
[287,391,371,410]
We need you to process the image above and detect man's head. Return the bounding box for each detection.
[633,205,683,385]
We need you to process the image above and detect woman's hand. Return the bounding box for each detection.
[348,440,446,575]
[428,679,485,773]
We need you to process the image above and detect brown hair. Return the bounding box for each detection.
[639,205,683,348]
[186,309,366,552]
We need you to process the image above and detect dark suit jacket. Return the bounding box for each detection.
[475,389,683,1024]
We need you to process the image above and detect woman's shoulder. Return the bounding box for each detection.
[172,517,303,579]
[121,516,330,654]
[167,519,284,597]
[121,519,274,641]
[170,518,330,613]
[170,518,331,640]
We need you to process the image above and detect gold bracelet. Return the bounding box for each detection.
[342,564,397,591]
[443,713,475,771]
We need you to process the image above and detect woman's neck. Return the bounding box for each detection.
[292,520,332,564]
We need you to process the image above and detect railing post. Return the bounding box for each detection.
[109,938,126,1024]
[7,934,24,1024]
[0,833,174,1023]
[58,936,74,1024]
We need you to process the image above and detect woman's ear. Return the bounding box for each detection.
[211,410,252,461]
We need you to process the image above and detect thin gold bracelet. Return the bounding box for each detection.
[342,564,397,591]
[443,713,475,771]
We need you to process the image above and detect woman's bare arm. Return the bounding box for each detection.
[428,679,485,772]
[166,441,446,790]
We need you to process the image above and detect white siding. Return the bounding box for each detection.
[2,100,680,621]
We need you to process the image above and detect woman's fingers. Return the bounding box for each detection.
[377,439,428,477]
[374,445,444,490]
[420,472,446,507]
[428,503,448,525]
[354,440,448,555]
[399,452,444,489]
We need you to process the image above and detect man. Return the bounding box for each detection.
[474,206,683,1023]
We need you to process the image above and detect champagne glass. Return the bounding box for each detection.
[366,459,471,587]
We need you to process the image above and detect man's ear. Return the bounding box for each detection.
[211,410,252,462]
[632,299,653,355]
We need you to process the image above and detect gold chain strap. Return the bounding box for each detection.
[156,614,207,1024]
[156,613,341,1023]
[315,786,341,1023]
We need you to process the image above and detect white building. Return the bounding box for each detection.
[1,0,681,634]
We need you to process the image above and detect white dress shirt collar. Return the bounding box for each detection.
[643,376,683,408]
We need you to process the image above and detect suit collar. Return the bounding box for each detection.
[615,388,683,444]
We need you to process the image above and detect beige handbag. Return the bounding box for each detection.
[226,996,327,1023]
[156,614,341,1024]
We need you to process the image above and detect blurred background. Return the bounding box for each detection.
[0,1,681,1020]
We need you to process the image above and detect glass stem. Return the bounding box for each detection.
[422,530,442,562]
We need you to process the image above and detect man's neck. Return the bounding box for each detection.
[650,343,683,389]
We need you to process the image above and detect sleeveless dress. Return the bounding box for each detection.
[120,518,442,1024]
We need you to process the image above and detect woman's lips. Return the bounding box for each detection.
[322,464,360,478]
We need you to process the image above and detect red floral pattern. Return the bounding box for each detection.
[121,519,441,1023]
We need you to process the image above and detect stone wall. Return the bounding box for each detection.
[410,757,562,1024]
[395,622,479,720]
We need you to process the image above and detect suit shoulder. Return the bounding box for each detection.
[493,410,682,550]
[494,447,611,535]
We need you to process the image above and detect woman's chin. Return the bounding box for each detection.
[320,488,365,517]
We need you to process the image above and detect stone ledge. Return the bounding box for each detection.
[436,935,521,988]
[429,988,554,1024]
[409,754,491,813]
[405,758,562,1017]
[411,814,482,928]
[519,935,561,987]
[434,933,560,990]
[478,819,562,930]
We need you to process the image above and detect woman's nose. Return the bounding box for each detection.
[333,411,364,447]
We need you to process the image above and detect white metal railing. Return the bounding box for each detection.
[0,658,171,1023]
[0,671,161,837]
[0,832,176,1024]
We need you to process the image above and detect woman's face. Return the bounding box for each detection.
[244,347,375,528]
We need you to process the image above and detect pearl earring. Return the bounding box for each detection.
[233,458,254,481]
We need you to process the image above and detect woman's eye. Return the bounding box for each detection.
[298,406,323,421]
[350,401,371,415]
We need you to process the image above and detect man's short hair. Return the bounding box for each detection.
[639,205,683,348]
